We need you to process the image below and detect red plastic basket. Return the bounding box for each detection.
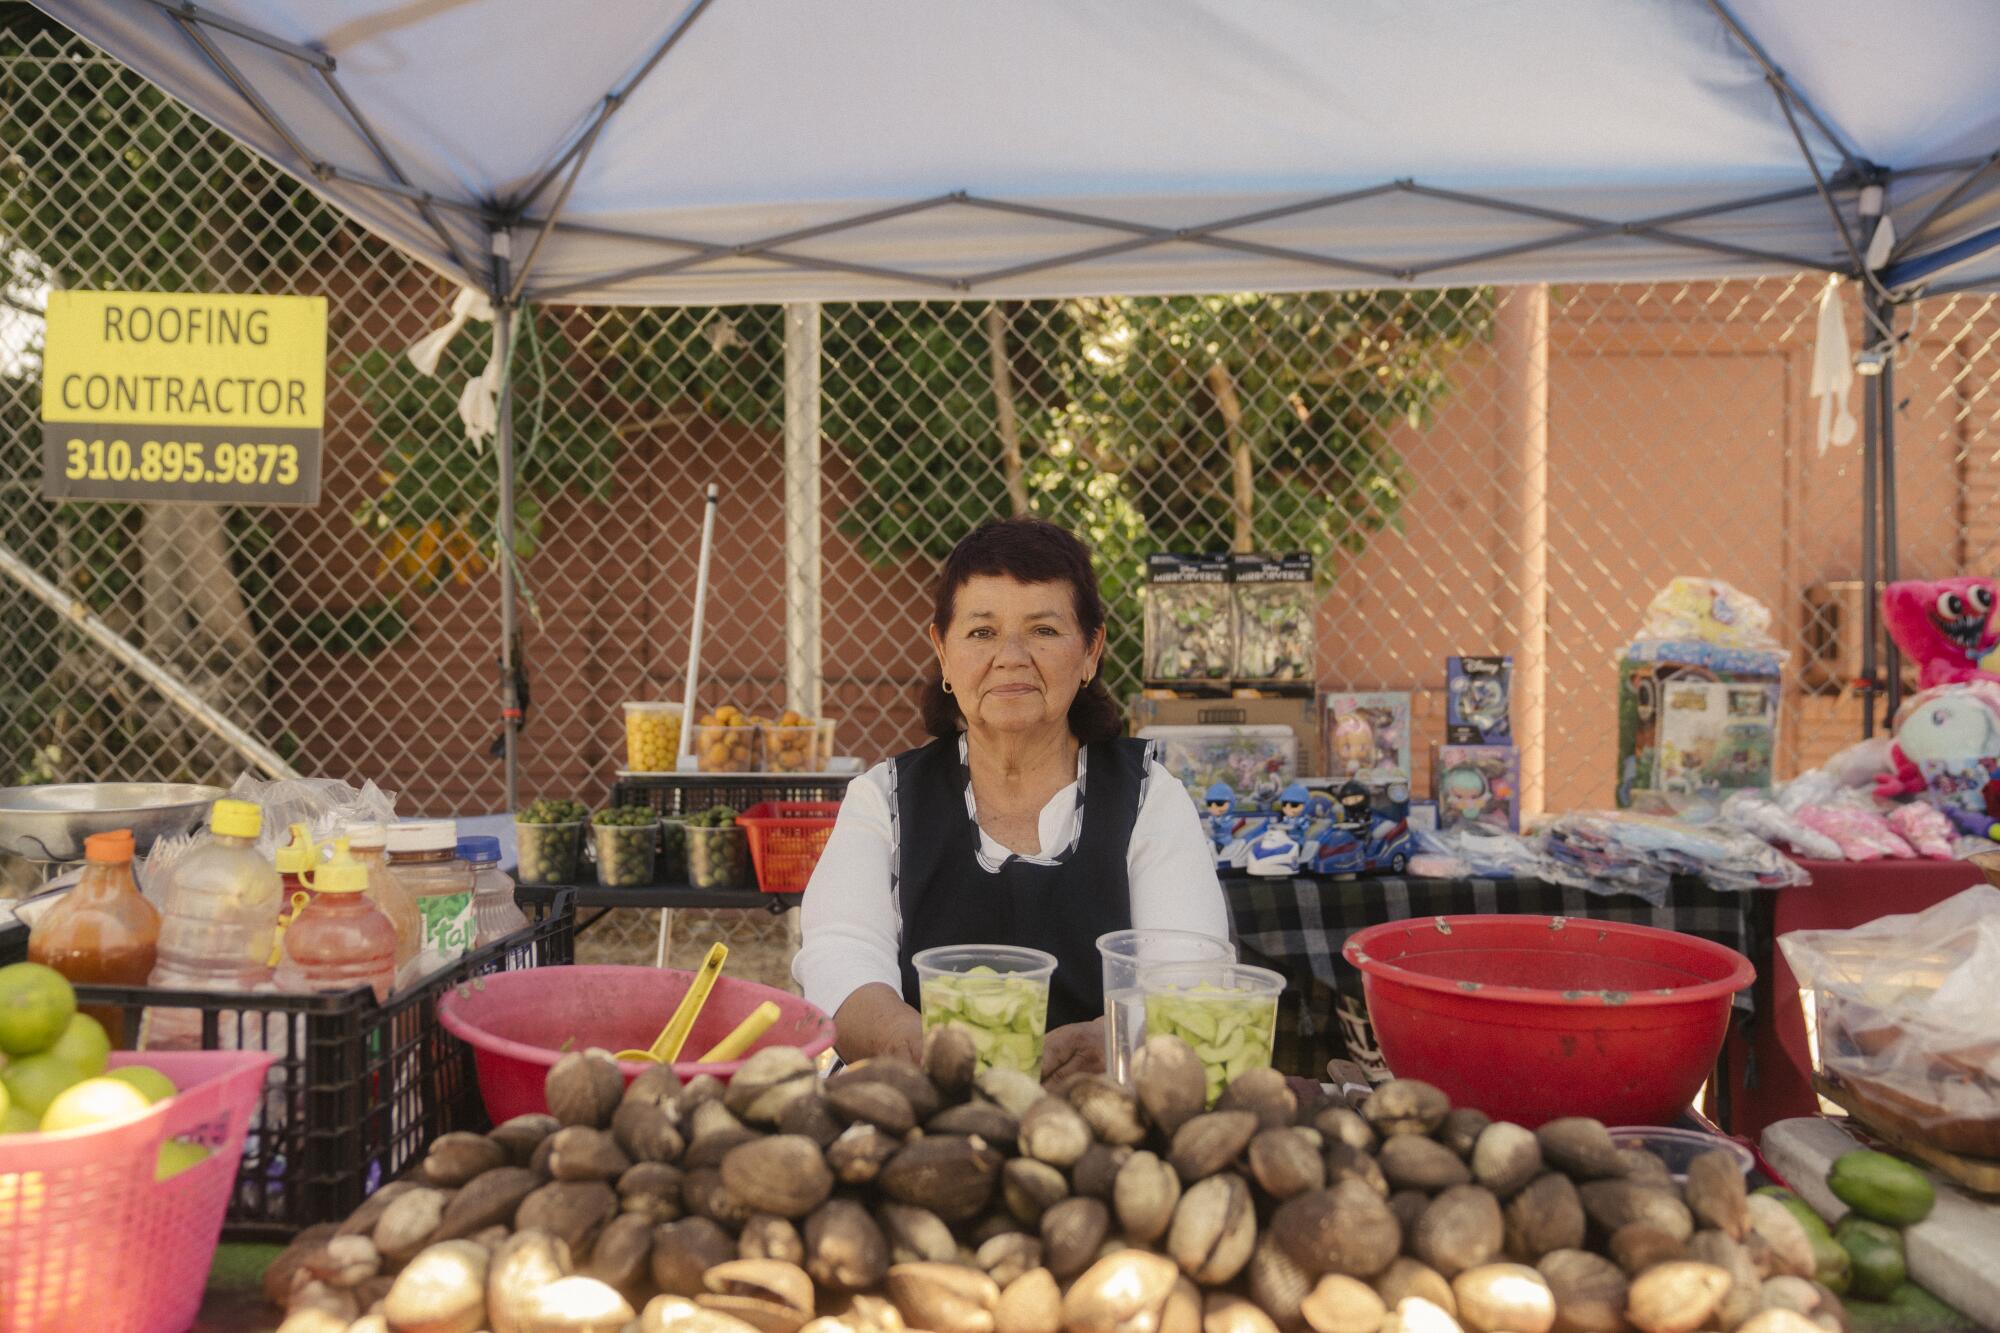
[736,800,840,893]
[0,1049,275,1333]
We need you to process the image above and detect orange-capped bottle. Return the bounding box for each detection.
[29,827,161,1045]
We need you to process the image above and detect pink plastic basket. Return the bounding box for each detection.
[0,1049,274,1333]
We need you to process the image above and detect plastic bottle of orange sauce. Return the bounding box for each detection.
[274,838,398,1003]
[28,828,160,1045]
[344,822,421,978]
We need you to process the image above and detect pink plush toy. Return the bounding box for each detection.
[1882,577,2000,689]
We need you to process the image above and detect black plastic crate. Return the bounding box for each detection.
[73,893,576,1241]
[0,917,26,966]
[609,772,852,817]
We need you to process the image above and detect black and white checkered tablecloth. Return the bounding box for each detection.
[1225,875,1761,1085]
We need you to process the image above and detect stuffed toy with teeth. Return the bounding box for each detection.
[1881,576,2000,690]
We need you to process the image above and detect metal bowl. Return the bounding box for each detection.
[0,782,227,862]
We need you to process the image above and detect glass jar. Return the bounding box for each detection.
[386,819,474,968]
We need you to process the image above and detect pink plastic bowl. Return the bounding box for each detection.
[437,964,835,1121]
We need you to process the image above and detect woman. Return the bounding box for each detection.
[793,517,1229,1078]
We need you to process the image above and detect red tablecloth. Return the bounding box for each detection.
[1725,857,1985,1139]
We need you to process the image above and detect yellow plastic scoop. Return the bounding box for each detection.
[617,942,728,1063]
[694,1000,782,1064]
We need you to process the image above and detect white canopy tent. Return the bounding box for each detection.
[29,0,2000,801]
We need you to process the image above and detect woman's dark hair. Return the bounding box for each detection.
[920,517,1124,744]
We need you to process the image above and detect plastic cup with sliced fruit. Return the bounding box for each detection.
[693,705,760,772]
[623,701,685,772]
[760,711,823,773]
[912,944,1057,1076]
[514,798,588,884]
[1137,961,1285,1105]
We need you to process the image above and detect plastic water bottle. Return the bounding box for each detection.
[145,798,281,1050]
[459,835,527,947]
[274,838,398,1003]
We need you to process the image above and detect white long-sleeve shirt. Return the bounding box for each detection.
[792,742,1229,1019]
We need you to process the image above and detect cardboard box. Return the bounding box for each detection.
[1130,695,1321,775]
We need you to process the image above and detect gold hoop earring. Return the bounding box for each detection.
[941,679,954,695]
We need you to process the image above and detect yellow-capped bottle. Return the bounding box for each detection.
[145,798,281,1049]
[275,838,398,1003]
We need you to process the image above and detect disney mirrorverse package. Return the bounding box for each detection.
[1230,553,1314,690]
[1446,655,1513,743]
[1143,554,1234,689]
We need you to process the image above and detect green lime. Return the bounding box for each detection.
[155,1139,210,1180]
[46,1014,109,1078]
[0,1106,37,1134]
[0,963,77,1057]
[40,1077,151,1134]
[1,1053,82,1119]
[105,1065,178,1104]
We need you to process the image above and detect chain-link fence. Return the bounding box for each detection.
[6,22,2000,980]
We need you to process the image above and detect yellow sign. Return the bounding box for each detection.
[40,290,327,504]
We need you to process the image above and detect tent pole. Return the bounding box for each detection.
[784,303,824,718]
[1859,341,1879,740]
[492,233,523,812]
[1877,295,1903,723]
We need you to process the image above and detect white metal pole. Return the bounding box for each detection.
[783,302,824,718]
[1497,285,1550,817]
[675,484,721,769]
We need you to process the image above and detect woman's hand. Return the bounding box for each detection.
[833,983,923,1065]
[1041,1019,1107,1081]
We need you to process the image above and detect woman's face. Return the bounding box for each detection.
[931,575,1103,737]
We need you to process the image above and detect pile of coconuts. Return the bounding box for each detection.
[264,1028,1849,1333]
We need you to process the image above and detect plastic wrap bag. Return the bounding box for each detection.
[1409,826,1547,880]
[1720,790,1842,861]
[1886,802,1956,860]
[1539,809,1810,899]
[1780,885,2000,1153]
[1635,577,1783,651]
[1793,801,1915,861]
[225,773,399,857]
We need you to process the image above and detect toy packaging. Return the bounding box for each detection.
[1143,554,1234,689]
[1446,656,1513,743]
[1132,695,1321,775]
[1325,691,1413,780]
[1230,554,1314,690]
[1616,577,1787,809]
[1432,743,1520,834]
[1137,723,1297,810]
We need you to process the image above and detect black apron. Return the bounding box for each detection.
[894,735,1144,1029]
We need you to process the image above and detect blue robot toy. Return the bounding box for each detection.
[1202,782,1241,859]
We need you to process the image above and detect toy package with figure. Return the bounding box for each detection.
[1143,553,1234,688]
[1616,577,1787,809]
[1230,554,1313,689]
[1872,678,2000,810]
[1326,691,1413,779]
[1302,771,1415,877]
[1138,723,1297,810]
[1446,655,1513,743]
[1433,743,1520,834]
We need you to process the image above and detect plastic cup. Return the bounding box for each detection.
[592,823,657,888]
[759,724,822,773]
[693,722,759,773]
[817,716,839,762]
[623,702,685,772]
[912,944,1058,1076]
[658,818,689,883]
[514,821,583,884]
[1138,961,1285,1105]
[686,824,749,890]
[1097,928,1237,1085]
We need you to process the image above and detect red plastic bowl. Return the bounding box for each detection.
[437,964,835,1122]
[1343,915,1754,1128]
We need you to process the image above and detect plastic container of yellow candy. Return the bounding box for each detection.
[623,701,685,772]
[913,944,1056,1076]
[1138,961,1284,1105]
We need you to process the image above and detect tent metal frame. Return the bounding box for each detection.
[117,0,2000,801]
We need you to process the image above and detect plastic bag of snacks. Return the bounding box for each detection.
[515,798,587,884]
[760,710,823,773]
[1230,554,1313,687]
[623,702,683,772]
[1143,554,1233,688]
[693,706,759,772]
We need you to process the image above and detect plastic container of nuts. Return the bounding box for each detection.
[591,807,659,888]
[693,705,759,773]
[759,711,822,773]
[514,798,588,884]
[623,701,684,772]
